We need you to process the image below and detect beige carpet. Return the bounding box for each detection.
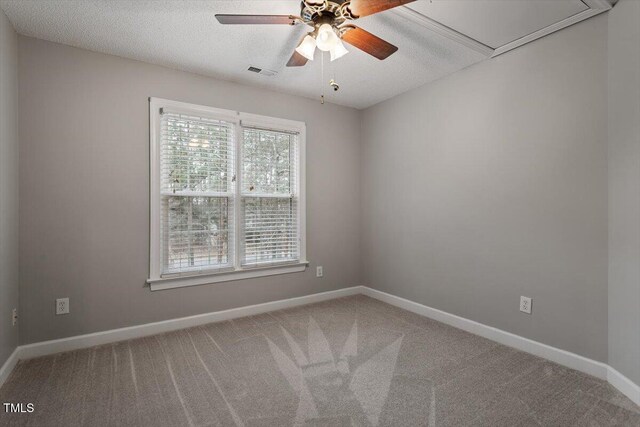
[1,295,638,426]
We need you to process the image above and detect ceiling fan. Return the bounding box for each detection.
[215,0,415,67]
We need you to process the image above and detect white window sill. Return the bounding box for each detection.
[147,262,309,291]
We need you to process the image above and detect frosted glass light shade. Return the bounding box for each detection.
[330,40,349,61]
[295,35,316,60]
[315,24,339,52]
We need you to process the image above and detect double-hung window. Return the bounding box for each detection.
[148,98,306,290]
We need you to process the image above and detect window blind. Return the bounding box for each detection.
[160,111,235,275]
[241,127,299,267]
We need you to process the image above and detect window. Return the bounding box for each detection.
[148,98,306,290]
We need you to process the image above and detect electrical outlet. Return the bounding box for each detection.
[316,266,324,278]
[520,296,532,314]
[56,298,70,315]
[12,308,17,326]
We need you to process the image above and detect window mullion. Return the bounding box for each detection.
[234,121,243,270]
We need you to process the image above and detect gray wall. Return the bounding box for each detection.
[13,5,640,380]
[0,9,19,366]
[608,0,640,385]
[361,15,609,362]
[18,37,362,345]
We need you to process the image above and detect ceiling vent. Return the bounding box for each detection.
[247,66,278,77]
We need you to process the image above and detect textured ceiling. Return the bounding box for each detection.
[407,0,589,49]
[0,0,488,109]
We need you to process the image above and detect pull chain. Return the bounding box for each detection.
[320,51,325,104]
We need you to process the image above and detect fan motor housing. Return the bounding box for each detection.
[301,1,353,25]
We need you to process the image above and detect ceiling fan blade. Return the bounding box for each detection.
[347,0,416,18]
[215,14,297,25]
[341,26,398,60]
[287,50,309,67]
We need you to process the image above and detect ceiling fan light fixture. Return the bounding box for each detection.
[315,23,340,52]
[330,40,349,61]
[295,35,317,61]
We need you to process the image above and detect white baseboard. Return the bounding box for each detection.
[0,347,20,389]
[608,366,640,407]
[2,284,639,408]
[16,286,363,361]
[360,287,608,379]
[361,287,640,406]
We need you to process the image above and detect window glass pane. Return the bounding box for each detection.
[242,197,298,266]
[242,128,296,195]
[162,196,232,273]
[160,110,235,275]
[162,113,234,194]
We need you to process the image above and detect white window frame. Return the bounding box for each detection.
[148,98,307,291]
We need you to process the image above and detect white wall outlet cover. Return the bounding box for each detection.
[12,308,18,326]
[520,296,532,314]
[316,266,324,278]
[56,298,70,315]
